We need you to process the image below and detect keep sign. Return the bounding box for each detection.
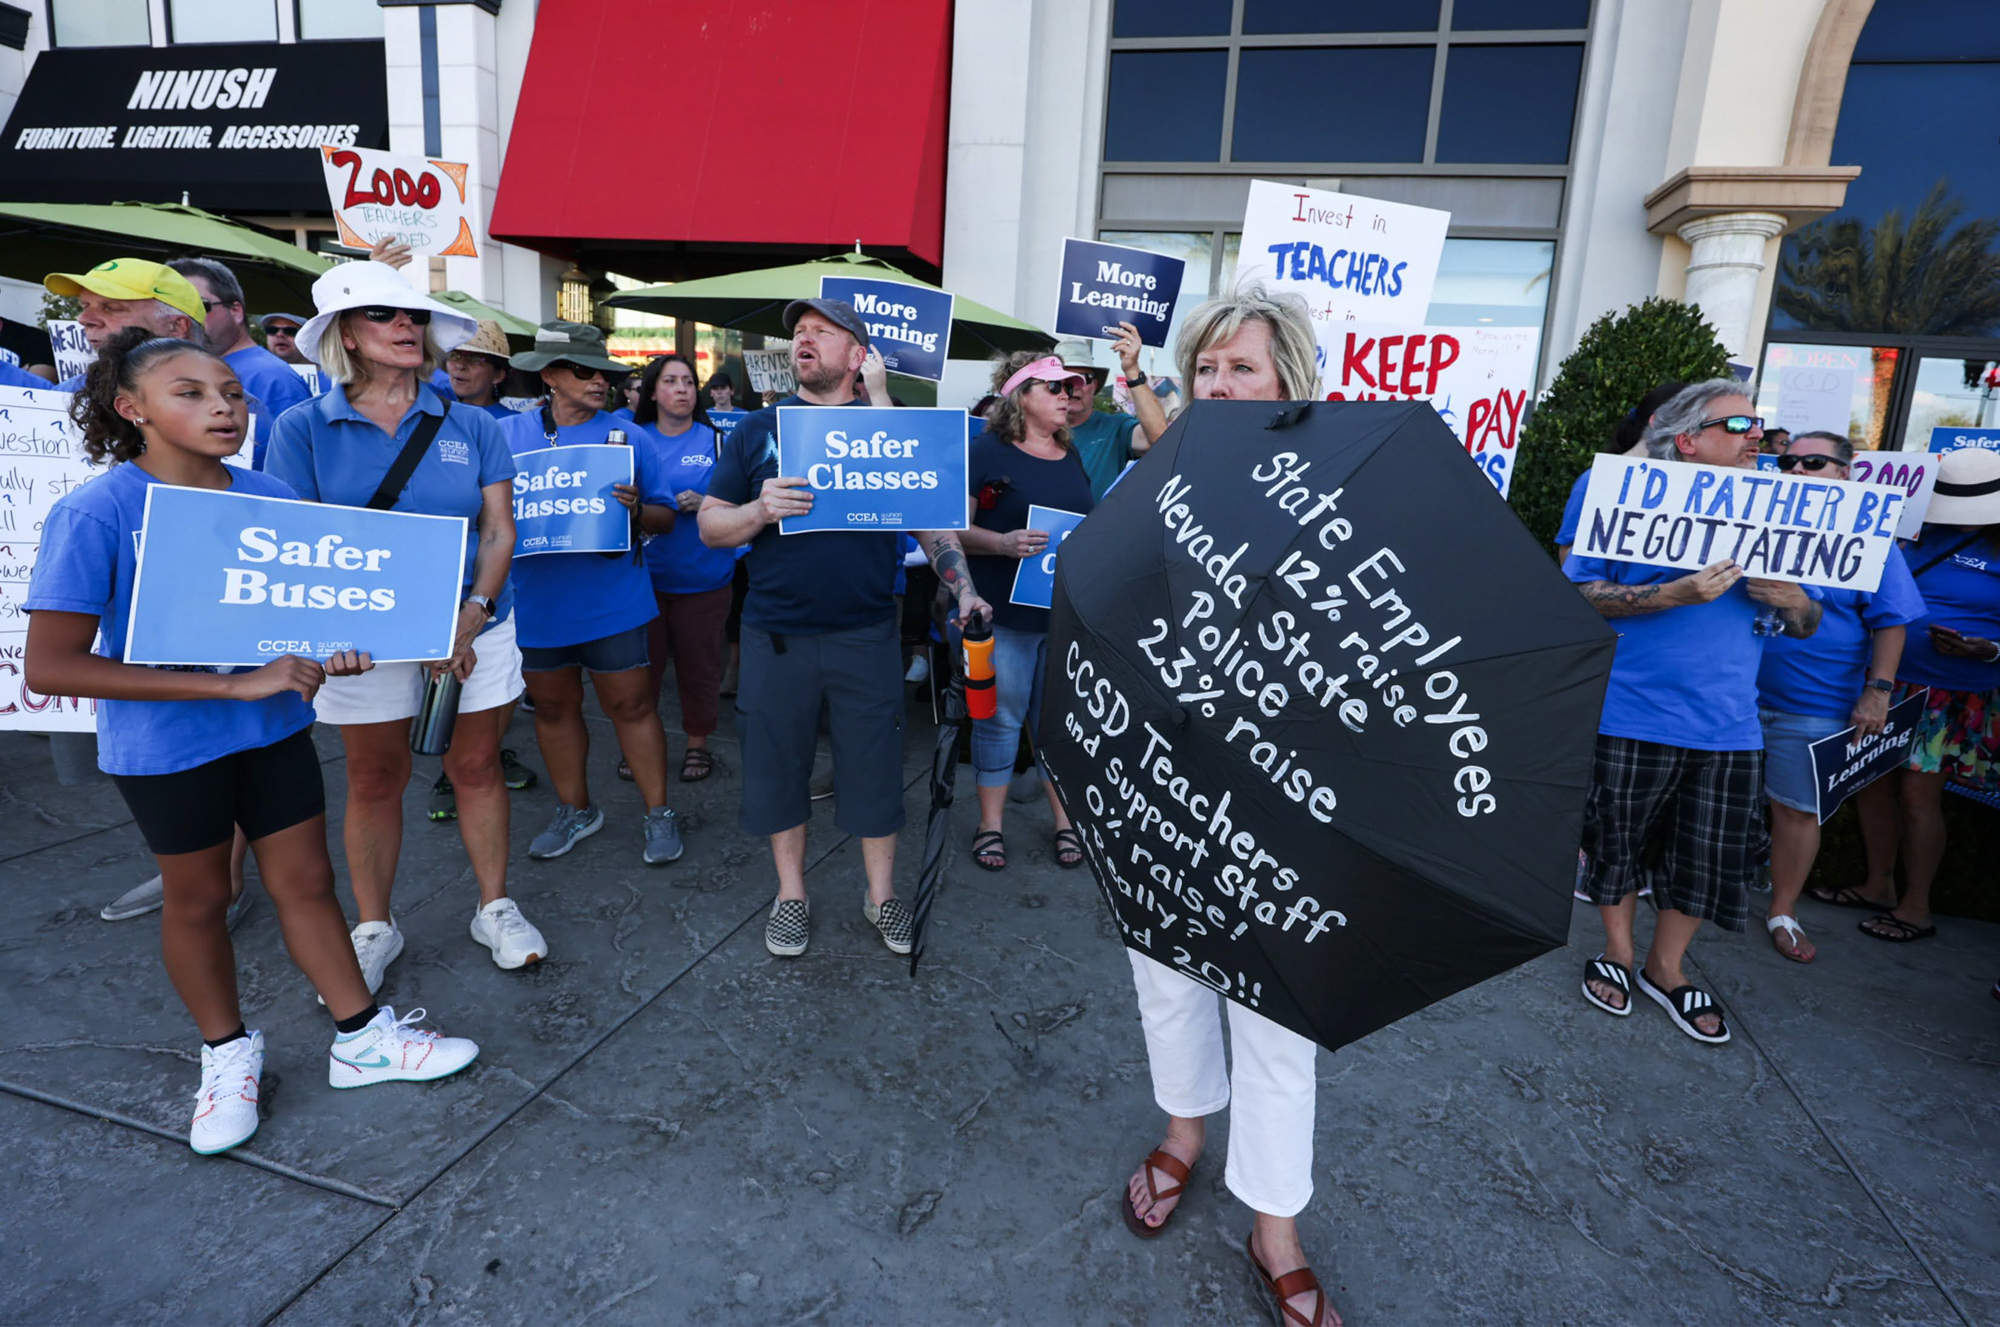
[777,407,968,534]
[1574,455,1901,593]
[1008,505,1088,609]
[320,144,478,274]
[1053,238,1187,348]
[125,486,466,666]
[512,444,634,557]
[818,276,954,382]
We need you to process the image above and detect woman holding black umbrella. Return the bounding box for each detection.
[1119,285,1340,1327]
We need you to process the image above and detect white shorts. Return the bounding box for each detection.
[312,614,524,727]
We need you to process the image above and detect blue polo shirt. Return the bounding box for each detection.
[1899,526,2000,691]
[25,462,314,776]
[644,420,739,595]
[708,395,899,635]
[497,409,663,649]
[265,383,516,627]
[0,359,50,391]
[225,344,315,469]
[1757,547,1925,720]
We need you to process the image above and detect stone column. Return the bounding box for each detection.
[1676,211,1787,361]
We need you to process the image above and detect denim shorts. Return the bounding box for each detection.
[1758,707,1848,813]
[520,622,650,674]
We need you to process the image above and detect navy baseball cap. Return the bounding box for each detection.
[782,297,870,348]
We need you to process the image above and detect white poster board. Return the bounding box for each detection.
[48,320,93,383]
[744,347,798,396]
[0,385,101,731]
[1234,179,1449,336]
[319,145,478,282]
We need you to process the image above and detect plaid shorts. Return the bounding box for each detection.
[1579,734,1763,932]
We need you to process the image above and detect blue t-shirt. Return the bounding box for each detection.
[1564,553,1775,751]
[0,359,50,391]
[497,409,663,648]
[1757,547,1925,720]
[57,372,85,393]
[966,432,1095,633]
[473,401,514,420]
[1898,526,2000,692]
[708,395,899,635]
[1070,411,1141,501]
[643,420,739,595]
[265,384,516,628]
[1555,469,1592,547]
[224,344,315,470]
[24,463,315,776]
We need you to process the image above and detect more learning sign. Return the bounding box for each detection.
[817,276,953,382]
[510,444,634,557]
[776,406,968,534]
[1573,455,1901,593]
[125,485,466,666]
[319,144,479,271]
[1234,179,1448,333]
[1053,238,1187,348]
[1807,692,1925,824]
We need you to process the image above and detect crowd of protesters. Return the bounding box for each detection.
[12,236,1998,1327]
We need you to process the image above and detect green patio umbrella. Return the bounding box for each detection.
[0,200,331,313]
[432,290,538,349]
[598,250,1054,360]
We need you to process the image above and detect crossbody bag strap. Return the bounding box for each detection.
[1907,529,1986,580]
[366,409,448,511]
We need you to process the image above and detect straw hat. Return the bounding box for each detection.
[1929,446,2000,526]
[295,261,477,368]
[455,319,512,362]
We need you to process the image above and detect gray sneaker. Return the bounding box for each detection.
[641,807,684,865]
[101,874,165,921]
[528,804,605,860]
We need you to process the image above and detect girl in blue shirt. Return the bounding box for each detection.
[24,329,478,1156]
[501,325,682,866]
[633,353,737,785]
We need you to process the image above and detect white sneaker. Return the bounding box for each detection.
[904,655,929,684]
[328,1006,479,1088]
[470,898,547,969]
[190,1031,263,1155]
[317,919,404,1006]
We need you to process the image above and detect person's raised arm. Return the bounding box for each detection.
[861,347,892,407]
[1574,559,1741,618]
[1113,321,1167,450]
[917,528,991,625]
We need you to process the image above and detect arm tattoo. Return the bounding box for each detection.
[1578,580,1670,618]
[1783,597,1823,638]
[929,535,974,594]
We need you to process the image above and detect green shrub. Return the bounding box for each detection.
[1509,297,1733,551]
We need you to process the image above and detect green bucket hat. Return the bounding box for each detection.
[510,320,628,374]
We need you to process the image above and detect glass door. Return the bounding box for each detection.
[1895,352,2000,452]
[1752,341,1900,450]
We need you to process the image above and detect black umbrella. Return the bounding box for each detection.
[1038,400,1616,1052]
[908,664,966,976]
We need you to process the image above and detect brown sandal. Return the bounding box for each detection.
[1248,1236,1335,1327]
[680,747,715,782]
[1121,1149,1192,1239]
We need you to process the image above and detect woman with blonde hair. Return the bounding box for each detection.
[1118,284,1339,1327]
[267,261,535,984]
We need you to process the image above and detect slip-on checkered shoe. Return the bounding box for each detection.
[863,897,914,956]
[765,898,810,957]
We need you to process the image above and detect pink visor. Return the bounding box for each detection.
[1001,355,1085,398]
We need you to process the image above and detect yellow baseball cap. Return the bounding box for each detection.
[44,258,207,324]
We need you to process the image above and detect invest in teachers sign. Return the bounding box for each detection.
[776,407,968,534]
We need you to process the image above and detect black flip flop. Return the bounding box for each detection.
[1859,914,1937,943]
[1807,885,1893,911]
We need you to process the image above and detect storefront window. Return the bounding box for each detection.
[1452,0,1590,28]
[1752,343,1899,452]
[297,0,385,40]
[1897,353,2000,452]
[1242,0,1439,33]
[171,0,275,43]
[1113,0,1230,37]
[1104,51,1227,162]
[51,0,151,46]
[1435,45,1583,164]
[1424,239,1555,329]
[1232,48,1433,163]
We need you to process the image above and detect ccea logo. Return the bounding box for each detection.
[437,437,470,465]
[846,512,883,525]
[680,454,714,467]
[257,640,313,653]
[127,68,276,112]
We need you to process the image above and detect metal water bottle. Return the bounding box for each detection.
[410,667,462,756]
[962,616,997,720]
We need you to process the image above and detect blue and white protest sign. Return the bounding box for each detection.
[1235,179,1448,336]
[125,486,465,666]
[511,444,634,557]
[777,406,968,534]
[1007,505,1088,609]
[1573,454,1902,593]
[1053,238,1187,348]
[817,276,954,383]
[1930,426,2000,454]
[708,408,746,442]
[1808,692,1926,823]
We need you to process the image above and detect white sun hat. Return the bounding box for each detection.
[295,260,479,368]
[1929,445,2000,527]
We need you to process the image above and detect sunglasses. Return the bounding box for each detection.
[1698,414,1764,435]
[358,306,431,325]
[1775,453,1843,472]
[563,363,608,381]
[1037,379,1082,396]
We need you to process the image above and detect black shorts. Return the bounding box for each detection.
[111,727,326,856]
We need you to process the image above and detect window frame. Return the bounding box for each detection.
[45,0,156,47]
[293,0,386,42]
[166,0,278,44]
[1760,330,2000,454]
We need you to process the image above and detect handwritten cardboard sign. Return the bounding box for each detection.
[48,320,92,384]
[1769,346,1858,438]
[0,385,100,731]
[1007,505,1088,609]
[744,348,797,396]
[1574,454,1901,593]
[1847,451,1936,539]
[1053,238,1187,348]
[319,144,478,275]
[817,276,954,382]
[1234,179,1449,335]
[510,444,635,557]
[776,406,968,533]
[1322,322,1538,498]
[125,485,466,666]
[1808,691,1925,823]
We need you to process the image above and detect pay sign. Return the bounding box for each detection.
[320,145,479,267]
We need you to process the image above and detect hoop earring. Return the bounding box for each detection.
[133,417,148,425]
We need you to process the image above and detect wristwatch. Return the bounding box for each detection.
[1128,368,1148,386]
[464,594,495,619]
[1867,678,1894,693]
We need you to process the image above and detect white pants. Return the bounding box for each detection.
[1128,949,1318,1218]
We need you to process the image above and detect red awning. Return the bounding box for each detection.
[490,0,950,273]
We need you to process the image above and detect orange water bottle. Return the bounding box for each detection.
[962,616,997,720]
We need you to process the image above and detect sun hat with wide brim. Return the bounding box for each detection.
[509,320,627,374]
[1929,446,2000,527]
[450,319,512,362]
[294,260,478,369]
